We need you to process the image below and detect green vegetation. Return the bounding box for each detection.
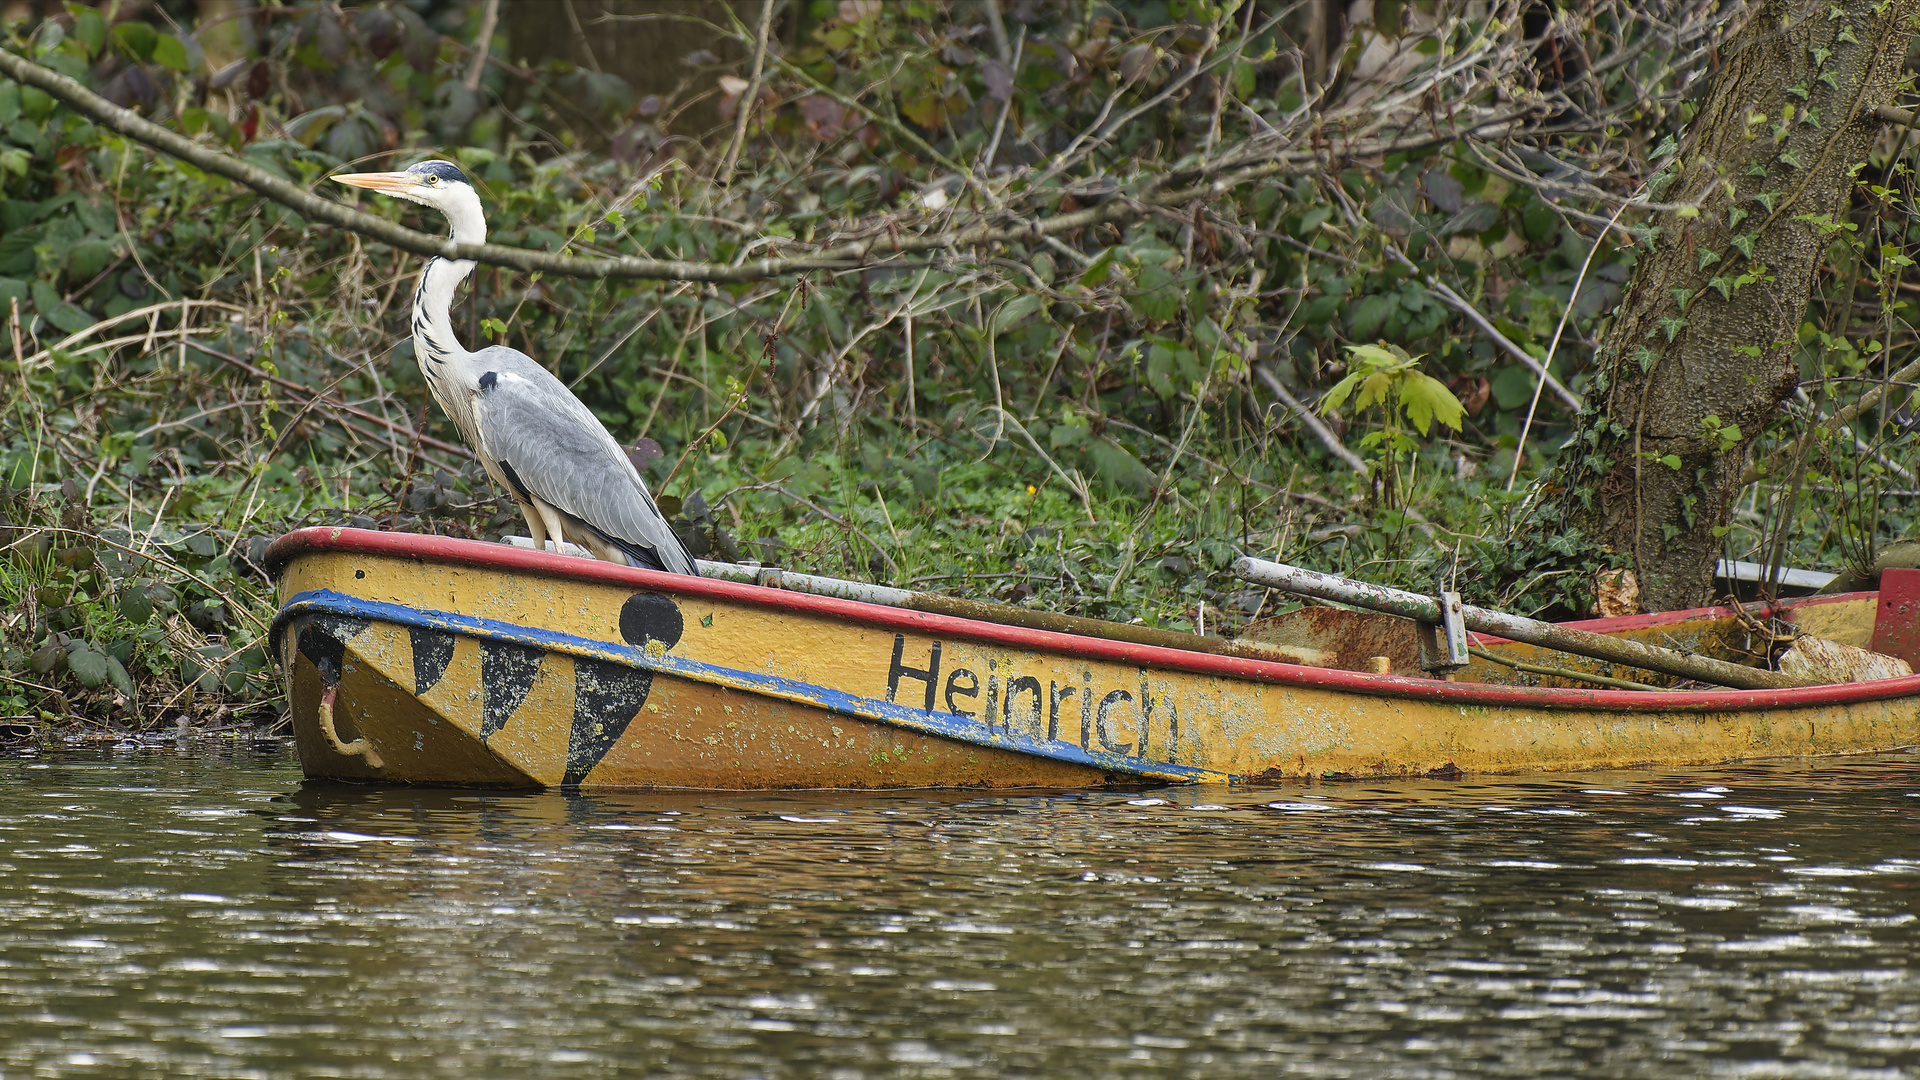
[0,0,1915,738]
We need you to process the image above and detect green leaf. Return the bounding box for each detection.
[67,238,113,281]
[1078,247,1118,288]
[1397,371,1465,435]
[113,22,157,62]
[1319,370,1366,415]
[105,655,133,698]
[1490,365,1534,410]
[1230,61,1255,100]
[71,8,105,58]
[992,294,1043,333]
[118,587,153,625]
[65,645,108,689]
[1145,342,1183,398]
[151,33,190,72]
[1079,435,1155,496]
[1521,198,1558,244]
[1354,371,1394,412]
[1347,293,1391,340]
[1345,343,1412,370]
[1126,263,1181,323]
[1659,454,1682,469]
[30,279,94,334]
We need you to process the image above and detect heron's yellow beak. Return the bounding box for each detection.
[332,171,417,194]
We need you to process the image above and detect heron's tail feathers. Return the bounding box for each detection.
[591,522,699,576]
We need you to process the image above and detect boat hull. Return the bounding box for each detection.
[269,529,1920,790]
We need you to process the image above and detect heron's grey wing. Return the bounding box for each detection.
[468,347,696,575]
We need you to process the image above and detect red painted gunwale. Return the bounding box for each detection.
[266,527,1920,714]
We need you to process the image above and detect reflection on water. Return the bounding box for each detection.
[1,741,1917,1078]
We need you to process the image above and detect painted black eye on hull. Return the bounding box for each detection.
[619,593,684,650]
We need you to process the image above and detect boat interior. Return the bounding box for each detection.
[1234,585,1915,690]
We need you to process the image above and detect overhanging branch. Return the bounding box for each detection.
[1,46,1520,284]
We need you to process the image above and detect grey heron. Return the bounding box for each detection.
[333,160,695,575]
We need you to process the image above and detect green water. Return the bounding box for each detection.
[2,741,1917,1078]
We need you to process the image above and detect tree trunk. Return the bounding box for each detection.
[1561,0,1918,613]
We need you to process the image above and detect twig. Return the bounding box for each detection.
[8,525,271,637]
[993,409,1096,523]
[463,0,499,92]
[1250,363,1368,476]
[979,26,1024,174]
[1741,352,1920,486]
[1509,201,1627,489]
[561,0,602,73]
[717,0,777,185]
[1106,417,1345,512]
[1379,240,1584,413]
[741,476,899,574]
[183,341,470,463]
[983,0,1010,63]
[1466,644,1664,692]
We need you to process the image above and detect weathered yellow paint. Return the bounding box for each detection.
[277,550,1920,789]
[284,619,1106,790]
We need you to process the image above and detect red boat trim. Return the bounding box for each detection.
[267,527,1920,714]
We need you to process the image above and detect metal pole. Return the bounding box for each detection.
[1230,556,1817,691]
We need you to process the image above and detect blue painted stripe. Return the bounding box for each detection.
[275,590,1223,783]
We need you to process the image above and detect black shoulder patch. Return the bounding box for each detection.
[478,370,498,391]
[496,458,534,499]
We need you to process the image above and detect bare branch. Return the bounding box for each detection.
[717,0,778,185]
[0,43,1546,285]
[1250,364,1370,477]
[1740,353,1920,487]
[463,0,499,92]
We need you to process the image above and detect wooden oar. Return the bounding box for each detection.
[1230,556,1818,691]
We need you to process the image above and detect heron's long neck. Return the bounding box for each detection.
[411,199,487,392]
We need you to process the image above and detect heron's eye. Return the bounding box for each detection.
[425,176,438,185]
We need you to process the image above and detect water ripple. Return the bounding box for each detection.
[0,743,1916,1078]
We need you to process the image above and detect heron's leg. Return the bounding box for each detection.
[515,499,549,553]
[532,498,573,557]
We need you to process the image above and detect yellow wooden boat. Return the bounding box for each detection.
[266,528,1920,790]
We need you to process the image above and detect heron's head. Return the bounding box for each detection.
[333,159,479,214]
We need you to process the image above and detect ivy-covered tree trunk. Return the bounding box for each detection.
[1558,0,1918,613]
